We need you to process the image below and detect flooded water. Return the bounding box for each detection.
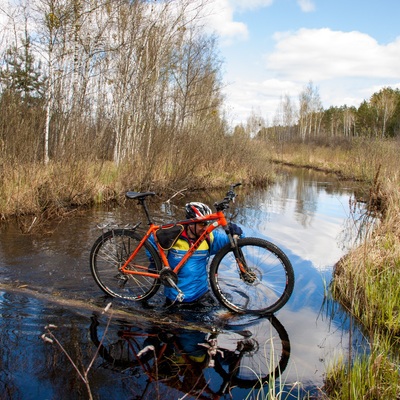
[0,168,372,399]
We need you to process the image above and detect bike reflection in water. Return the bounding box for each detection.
[90,314,291,399]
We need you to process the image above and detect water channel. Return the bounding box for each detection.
[0,167,372,399]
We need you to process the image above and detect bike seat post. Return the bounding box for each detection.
[139,198,153,225]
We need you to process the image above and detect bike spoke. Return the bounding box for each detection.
[90,230,161,301]
[210,238,294,314]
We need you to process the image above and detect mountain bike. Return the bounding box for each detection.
[90,183,295,315]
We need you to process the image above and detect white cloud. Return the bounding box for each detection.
[223,28,400,124]
[297,0,315,12]
[223,78,301,124]
[199,0,248,42]
[204,1,400,125]
[267,28,400,81]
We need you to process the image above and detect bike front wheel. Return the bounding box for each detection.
[90,229,162,301]
[210,237,294,315]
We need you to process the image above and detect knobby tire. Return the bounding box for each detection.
[210,237,294,315]
[90,229,162,301]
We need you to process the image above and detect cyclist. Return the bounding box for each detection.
[160,202,243,307]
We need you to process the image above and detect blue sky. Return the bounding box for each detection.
[201,0,400,125]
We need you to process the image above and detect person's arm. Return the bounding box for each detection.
[210,223,244,255]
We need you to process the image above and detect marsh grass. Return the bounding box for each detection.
[0,161,118,231]
[332,179,400,335]
[271,137,399,184]
[324,336,400,400]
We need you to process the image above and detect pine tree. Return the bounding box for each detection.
[0,34,45,105]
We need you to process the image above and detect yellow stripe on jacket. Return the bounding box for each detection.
[172,232,214,251]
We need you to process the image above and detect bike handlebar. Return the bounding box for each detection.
[214,183,241,211]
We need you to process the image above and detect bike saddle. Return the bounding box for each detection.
[125,191,156,200]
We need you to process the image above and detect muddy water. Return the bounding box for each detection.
[0,168,371,399]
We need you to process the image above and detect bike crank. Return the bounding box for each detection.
[159,268,185,302]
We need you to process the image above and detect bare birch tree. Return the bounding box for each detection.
[298,81,322,140]
[370,87,398,138]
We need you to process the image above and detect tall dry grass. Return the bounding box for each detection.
[332,179,400,334]
[271,137,399,184]
[0,136,275,231]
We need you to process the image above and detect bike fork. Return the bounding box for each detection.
[231,237,257,284]
[230,236,247,271]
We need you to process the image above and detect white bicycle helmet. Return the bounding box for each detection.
[185,202,212,219]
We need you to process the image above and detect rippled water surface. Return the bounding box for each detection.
[0,168,371,399]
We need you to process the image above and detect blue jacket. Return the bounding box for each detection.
[149,225,242,302]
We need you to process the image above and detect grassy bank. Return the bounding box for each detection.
[271,137,400,398]
[270,137,399,184]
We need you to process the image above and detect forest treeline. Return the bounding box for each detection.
[239,83,400,141]
[1,0,400,170]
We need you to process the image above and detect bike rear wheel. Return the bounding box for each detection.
[210,238,294,315]
[90,229,162,301]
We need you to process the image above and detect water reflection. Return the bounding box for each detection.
[234,169,369,272]
[0,291,94,399]
[1,290,296,399]
[89,312,292,399]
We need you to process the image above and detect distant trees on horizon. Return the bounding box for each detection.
[240,83,400,142]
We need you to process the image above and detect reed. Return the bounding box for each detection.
[271,137,399,184]
[332,178,400,334]
[324,334,400,399]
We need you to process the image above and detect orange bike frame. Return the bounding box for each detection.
[120,210,229,278]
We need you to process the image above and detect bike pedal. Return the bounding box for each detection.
[176,292,185,302]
